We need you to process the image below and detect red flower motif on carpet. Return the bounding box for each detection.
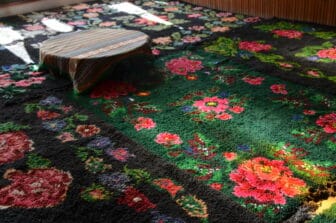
[239,41,272,53]
[56,132,76,143]
[37,110,61,120]
[134,117,156,131]
[193,96,229,114]
[209,182,223,191]
[229,106,245,114]
[229,157,306,205]
[75,124,101,137]
[303,110,316,115]
[153,178,183,197]
[0,131,34,165]
[272,30,303,39]
[317,48,336,60]
[222,152,237,161]
[0,168,72,208]
[242,76,264,85]
[270,84,288,95]
[106,148,135,162]
[134,15,168,26]
[215,113,232,120]
[90,81,136,99]
[155,132,183,147]
[165,57,203,76]
[117,187,156,212]
[316,113,336,133]
[0,74,14,87]
[14,77,46,87]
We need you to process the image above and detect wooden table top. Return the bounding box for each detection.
[39,29,151,93]
[40,29,150,60]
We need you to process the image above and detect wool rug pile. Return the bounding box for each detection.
[0,0,335,223]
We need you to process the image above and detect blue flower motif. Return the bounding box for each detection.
[238,50,253,59]
[184,146,194,155]
[87,137,112,149]
[292,114,304,121]
[151,211,186,223]
[39,96,63,106]
[98,172,130,192]
[218,91,229,98]
[1,65,11,72]
[307,56,319,61]
[12,64,26,70]
[237,144,250,152]
[181,106,193,112]
[42,119,66,132]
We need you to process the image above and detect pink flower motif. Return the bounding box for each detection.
[164,7,179,12]
[242,76,265,85]
[317,48,336,60]
[272,29,303,39]
[24,24,45,31]
[182,36,201,43]
[270,84,288,95]
[306,70,321,77]
[83,12,99,18]
[239,41,272,52]
[99,21,116,27]
[134,117,156,131]
[0,131,34,165]
[188,26,205,31]
[15,77,45,87]
[229,106,244,114]
[165,57,203,76]
[72,3,90,10]
[0,168,72,208]
[279,62,294,69]
[61,105,73,113]
[222,17,238,23]
[216,12,232,17]
[37,110,61,120]
[211,26,230,32]
[75,125,101,137]
[316,113,336,133]
[67,20,86,26]
[56,132,76,143]
[193,96,229,114]
[28,71,43,76]
[229,157,306,205]
[303,110,316,115]
[243,17,261,23]
[187,13,203,18]
[134,16,168,26]
[86,7,103,13]
[106,148,135,162]
[155,132,183,147]
[0,73,14,87]
[223,152,237,161]
[152,36,172,45]
[216,113,232,120]
[152,49,160,55]
[193,6,203,10]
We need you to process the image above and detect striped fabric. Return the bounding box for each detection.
[39,29,151,93]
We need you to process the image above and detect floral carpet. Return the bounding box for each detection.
[0,0,336,223]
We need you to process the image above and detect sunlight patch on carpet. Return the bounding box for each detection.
[0,27,24,45]
[5,42,33,64]
[109,2,173,26]
[41,18,74,32]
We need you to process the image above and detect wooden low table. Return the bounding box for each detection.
[39,29,151,93]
